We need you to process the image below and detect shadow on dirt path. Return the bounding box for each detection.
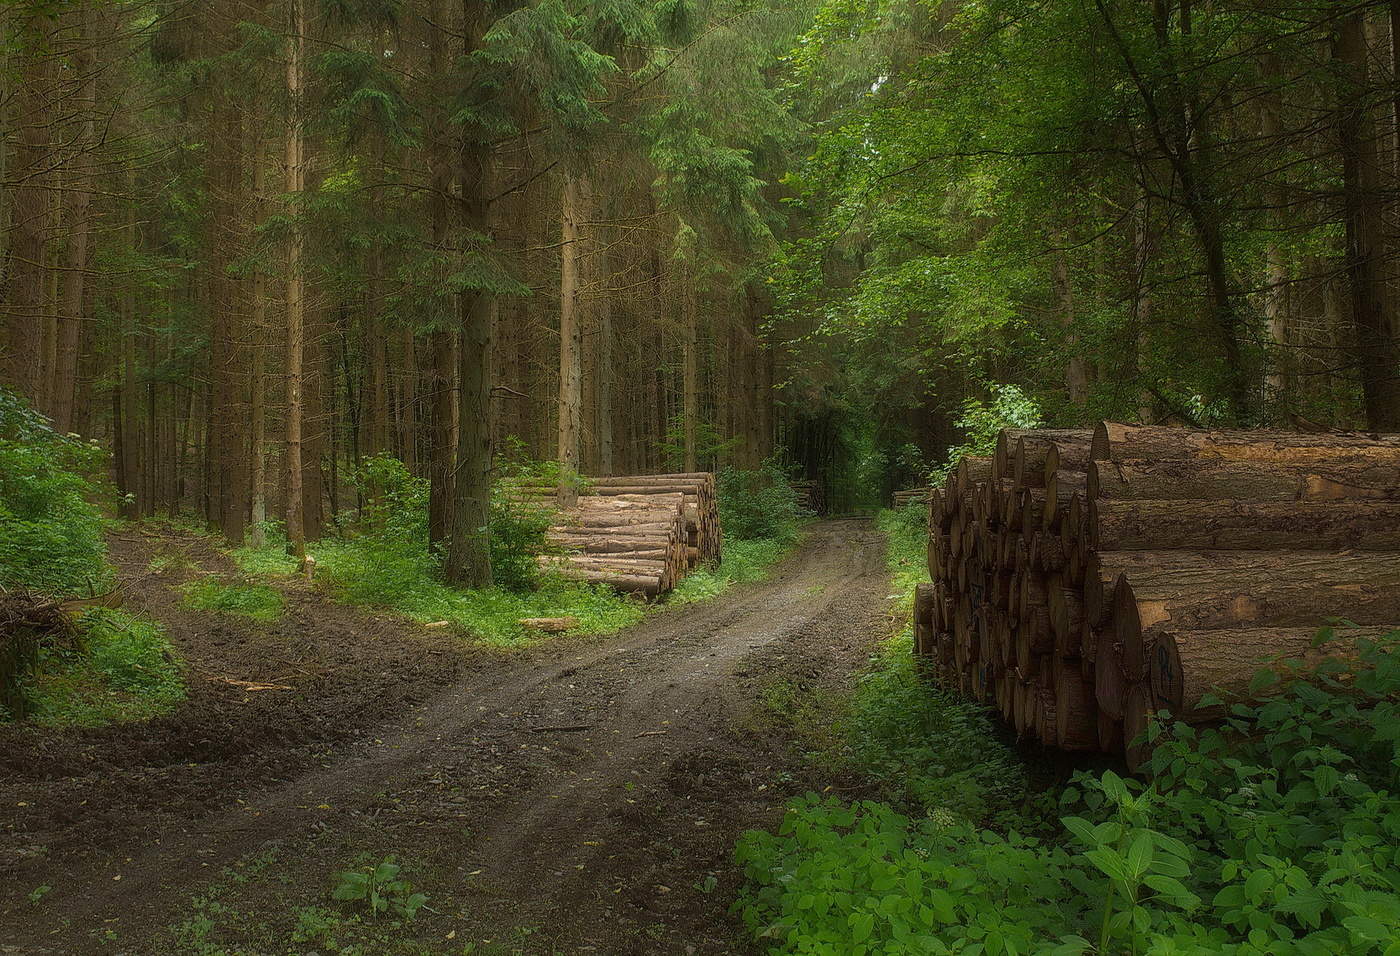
[0,519,891,954]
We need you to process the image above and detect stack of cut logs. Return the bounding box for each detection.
[790,480,825,516]
[913,423,1400,766]
[892,487,932,509]
[521,473,721,598]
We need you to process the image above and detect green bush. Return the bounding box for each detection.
[21,608,184,727]
[0,390,110,597]
[353,452,555,593]
[843,636,1027,826]
[931,384,1041,482]
[718,462,809,544]
[355,453,429,545]
[668,537,797,605]
[491,454,560,593]
[735,631,1400,954]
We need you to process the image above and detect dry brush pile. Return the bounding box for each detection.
[518,473,721,598]
[913,423,1400,766]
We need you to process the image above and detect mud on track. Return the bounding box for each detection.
[0,520,891,954]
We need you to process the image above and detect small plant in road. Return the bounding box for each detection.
[332,856,428,920]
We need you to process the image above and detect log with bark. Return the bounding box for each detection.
[1088,457,1400,502]
[1149,625,1389,720]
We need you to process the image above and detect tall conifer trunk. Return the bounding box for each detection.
[284,0,307,562]
[444,0,493,588]
[426,0,456,546]
[51,3,95,433]
[1336,12,1400,429]
[558,174,585,505]
[682,274,699,472]
[4,30,50,401]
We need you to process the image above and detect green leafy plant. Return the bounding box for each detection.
[331,857,428,921]
[930,384,1042,482]
[717,462,810,545]
[490,453,561,593]
[735,631,1400,954]
[656,413,741,471]
[0,390,111,598]
[21,608,184,727]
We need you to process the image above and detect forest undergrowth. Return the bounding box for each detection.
[218,457,809,646]
[732,506,1400,955]
[0,391,184,726]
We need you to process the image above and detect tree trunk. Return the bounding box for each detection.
[1091,422,1400,461]
[1336,12,1400,430]
[50,4,96,433]
[1151,625,1389,720]
[3,40,50,401]
[1088,456,1400,501]
[1100,550,1400,677]
[443,0,493,588]
[1054,248,1088,406]
[558,174,585,506]
[1259,54,1290,411]
[284,0,307,563]
[598,291,614,476]
[397,325,417,472]
[425,0,456,546]
[683,275,698,472]
[302,300,326,541]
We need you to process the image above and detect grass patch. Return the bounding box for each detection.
[667,536,798,605]
[311,536,645,646]
[874,503,928,614]
[231,539,299,578]
[182,577,286,622]
[21,608,185,727]
[229,522,798,647]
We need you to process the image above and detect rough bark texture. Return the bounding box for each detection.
[1335,13,1400,430]
[1150,625,1387,720]
[557,174,585,508]
[926,424,1400,766]
[1088,457,1400,501]
[283,0,306,562]
[1092,422,1400,462]
[1088,499,1400,551]
[1054,663,1098,751]
[1106,550,1400,678]
[443,0,494,589]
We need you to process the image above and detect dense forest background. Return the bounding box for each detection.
[4,0,1400,567]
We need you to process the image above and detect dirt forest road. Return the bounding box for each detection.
[0,520,892,954]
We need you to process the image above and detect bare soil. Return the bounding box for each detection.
[0,520,890,954]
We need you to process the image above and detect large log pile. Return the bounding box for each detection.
[914,422,1400,766]
[521,473,722,598]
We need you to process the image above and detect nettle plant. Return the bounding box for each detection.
[736,632,1400,955]
[331,856,427,921]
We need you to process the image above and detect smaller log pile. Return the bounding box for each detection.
[790,480,825,516]
[892,487,932,509]
[519,473,722,598]
[539,492,690,597]
[915,423,1400,767]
